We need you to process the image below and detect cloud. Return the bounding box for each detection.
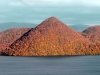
[52,0,100,7]
[73,0,100,7]
[22,0,58,6]
[22,0,34,6]
[8,1,23,6]
[82,0,100,7]
[0,15,6,18]
[1,0,100,25]
[6,0,100,7]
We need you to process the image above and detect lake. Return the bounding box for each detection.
[0,56,100,75]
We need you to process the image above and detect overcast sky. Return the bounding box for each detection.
[0,0,100,25]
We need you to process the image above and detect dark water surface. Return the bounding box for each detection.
[0,56,100,75]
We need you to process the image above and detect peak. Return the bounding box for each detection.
[44,16,59,22]
[37,16,73,30]
[37,16,71,28]
[48,16,57,19]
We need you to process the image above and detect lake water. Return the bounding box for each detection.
[0,56,100,75]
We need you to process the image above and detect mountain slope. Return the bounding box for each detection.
[0,28,30,53]
[82,26,100,43]
[2,17,94,56]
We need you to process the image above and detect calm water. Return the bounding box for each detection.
[0,56,100,75]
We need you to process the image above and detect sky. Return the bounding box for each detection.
[0,0,100,25]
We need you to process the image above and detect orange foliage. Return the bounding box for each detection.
[1,17,100,56]
[0,28,30,54]
[82,26,100,44]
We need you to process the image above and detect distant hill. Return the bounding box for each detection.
[0,22,89,32]
[0,22,36,31]
[70,24,89,32]
[2,17,94,56]
[0,28,30,53]
[82,26,100,43]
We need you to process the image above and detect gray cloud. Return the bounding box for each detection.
[0,0,100,26]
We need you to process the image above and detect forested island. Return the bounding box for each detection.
[0,17,100,56]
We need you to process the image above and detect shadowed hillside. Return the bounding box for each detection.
[2,17,95,56]
[0,28,30,53]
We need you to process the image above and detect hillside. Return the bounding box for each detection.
[0,28,30,53]
[2,17,97,56]
[82,26,100,43]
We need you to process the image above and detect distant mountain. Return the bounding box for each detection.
[70,24,89,32]
[0,22,36,31]
[0,28,30,53]
[0,22,89,32]
[2,17,93,56]
[82,25,100,43]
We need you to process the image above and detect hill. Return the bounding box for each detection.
[0,28,30,53]
[2,17,96,56]
[82,26,100,43]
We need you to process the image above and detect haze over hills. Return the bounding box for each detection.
[70,24,89,32]
[0,22,36,31]
[0,28,30,53]
[0,22,93,32]
[2,17,95,56]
